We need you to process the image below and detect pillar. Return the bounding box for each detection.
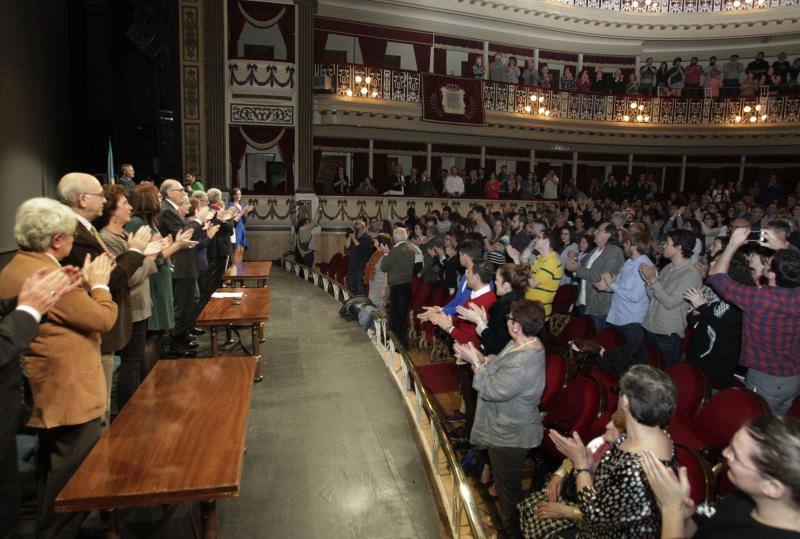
[661,166,667,193]
[577,53,583,75]
[369,139,374,178]
[739,154,746,183]
[627,154,634,175]
[430,46,435,74]
[480,146,486,168]
[426,142,432,174]
[203,0,225,187]
[482,41,489,79]
[680,155,687,191]
[533,48,540,72]
[572,152,578,180]
[294,0,317,192]
[530,149,536,173]
[635,56,641,79]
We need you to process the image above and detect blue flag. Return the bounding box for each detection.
[107,139,115,184]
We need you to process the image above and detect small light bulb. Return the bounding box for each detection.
[749,116,757,123]
[761,114,768,120]
[743,105,752,113]
[644,115,651,122]
[630,102,638,109]
[539,96,545,102]
[525,105,532,113]
[636,114,643,121]
[355,75,362,84]
[645,0,652,5]
[346,88,353,97]
[639,104,644,110]
[538,107,545,113]
[371,90,378,98]
[755,104,762,111]
[733,0,740,6]
[735,115,742,122]
[623,114,630,121]
[365,76,372,84]
[360,87,368,95]
[530,94,537,102]
[632,0,639,7]
[544,110,551,116]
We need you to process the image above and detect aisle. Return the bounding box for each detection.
[219,269,442,538]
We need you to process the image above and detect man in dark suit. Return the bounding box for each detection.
[0,266,81,539]
[206,188,236,296]
[158,179,199,355]
[57,173,148,421]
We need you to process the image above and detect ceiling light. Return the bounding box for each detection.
[735,115,742,122]
[755,104,762,111]
[636,114,643,121]
[749,116,757,123]
[530,95,537,102]
[360,87,368,95]
[743,105,752,113]
[364,76,372,84]
[761,114,768,120]
[630,102,638,109]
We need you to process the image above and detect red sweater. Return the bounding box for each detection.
[449,289,497,346]
[484,180,500,199]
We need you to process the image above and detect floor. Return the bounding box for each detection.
[217,268,442,539]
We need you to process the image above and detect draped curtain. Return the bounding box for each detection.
[372,153,389,193]
[413,44,431,73]
[411,155,427,175]
[358,36,387,68]
[353,153,370,188]
[433,48,447,75]
[229,125,294,192]
[227,0,295,61]
[314,30,329,63]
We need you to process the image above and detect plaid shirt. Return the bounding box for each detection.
[708,273,800,377]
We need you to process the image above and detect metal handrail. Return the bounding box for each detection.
[280,257,489,538]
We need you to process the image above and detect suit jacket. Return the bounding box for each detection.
[62,221,144,353]
[207,203,234,260]
[380,241,417,287]
[479,290,523,355]
[450,289,497,347]
[574,244,625,316]
[0,251,117,428]
[157,201,198,279]
[0,296,39,453]
[185,220,210,272]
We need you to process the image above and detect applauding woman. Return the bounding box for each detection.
[454,299,547,539]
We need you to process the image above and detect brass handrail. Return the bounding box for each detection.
[281,258,489,538]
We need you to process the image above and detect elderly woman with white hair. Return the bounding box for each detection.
[205,188,236,296]
[0,197,117,538]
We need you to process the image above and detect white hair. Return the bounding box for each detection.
[190,190,208,201]
[393,227,408,243]
[207,188,223,204]
[57,172,99,207]
[159,179,182,197]
[14,197,77,251]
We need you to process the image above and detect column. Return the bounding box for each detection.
[635,56,641,79]
[572,152,578,180]
[369,139,374,178]
[426,142,432,173]
[530,149,536,172]
[533,48,540,72]
[480,146,486,168]
[627,154,634,175]
[179,0,206,180]
[203,0,225,187]
[429,46,435,74]
[482,41,489,79]
[294,0,317,192]
[661,166,667,193]
[739,154,746,183]
[679,155,687,192]
[577,53,583,75]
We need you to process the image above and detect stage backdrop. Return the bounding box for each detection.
[421,74,485,126]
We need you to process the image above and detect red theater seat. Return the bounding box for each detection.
[552,285,576,315]
[590,327,624,351]
[319,253,341,274]
[675,445,716,505]
[540,354,567,412]
[542,376,604,460]
[550,315,595,347]
[667,363,710,418]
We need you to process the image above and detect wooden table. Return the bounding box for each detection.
[195,288,270,382]
[224,260,272,288]
[56,356,256,538]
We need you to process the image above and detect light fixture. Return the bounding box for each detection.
[749,116,757,123]
[632,0,639,7]
[345,71,380,99]
[735,115,742,122]
[530,94,538,102]
[645,0,652,5]
[755,104,762,111]
[355,75,362,84]
[743,105,752,113]
[345,88,353,97]
[644,115,651,122]
[360,86,368,95]
[761,114,768,121]
[538,106,545,114]
[733,0,741,6]
[623,114,631,121]
[630,102,638,109]
[525,105,532,113]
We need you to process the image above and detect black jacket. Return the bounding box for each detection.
[208,208,235,260]
[157,201,198,279]
[480,290,523,355]
[686,287,742,390]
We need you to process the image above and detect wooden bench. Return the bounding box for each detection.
[56,356,256,538]
[224,260,272,288]
[196,287,270,382]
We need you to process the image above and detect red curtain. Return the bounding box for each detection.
[433,48,447,75]
[411,155,427,175]
[229,125,294,192]
[414,43,431,73]
[353,152,369,188]
[431,156,443,193]
[372,153,389,193]
[516,160,530,179]
[465,158,480,172]
[314,30,329,63]
[228,1,294,60]
[359,36,388,68]
[484,159,496,175]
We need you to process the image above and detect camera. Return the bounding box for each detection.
[747,230,765,243]
[345,227,354,235]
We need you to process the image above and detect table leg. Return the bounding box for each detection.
[224,326,234,345]
[101,509,120,539]
[258,322,265,343]
[252,323,263,383]
[210,327,219,356]
[201,500,218,539]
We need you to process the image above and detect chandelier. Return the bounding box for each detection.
[734,104,768,123]
[630,0,658,10]
[524,93,551,117]
[622,101,651,123]
[731,0,765,8]
[344,74,379,98]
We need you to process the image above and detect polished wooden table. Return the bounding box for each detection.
[195,287,270,382]
[224,260,272,287]
[56,356,256,537]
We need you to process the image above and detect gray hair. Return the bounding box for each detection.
[14,197,77,251]
[160,179,182,197]
[207,188,223,204]
[190,190,208,201]
[57,172,99,207]
[619,365,677,428]
[392,227,408,243]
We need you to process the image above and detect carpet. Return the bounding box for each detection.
[416,362,460,394]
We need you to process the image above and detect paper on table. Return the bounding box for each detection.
[211,292,244,299]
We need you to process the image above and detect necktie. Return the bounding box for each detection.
[90,226,110,253]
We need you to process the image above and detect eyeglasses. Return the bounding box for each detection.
[82,192,106,199]
[506,314,517,322]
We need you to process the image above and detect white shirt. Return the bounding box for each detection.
[578,248,603,306]
[470,284,491,300]
[444,175,465,195]
[543,175,559,199]
[436,219,452,234]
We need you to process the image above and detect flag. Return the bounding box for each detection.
[107,138,115,184]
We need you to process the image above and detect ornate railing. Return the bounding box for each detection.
[228,59,295,97]
[547,0,797,13]
[318,63,800,126]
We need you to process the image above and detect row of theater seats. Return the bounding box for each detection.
[312,253,800,506]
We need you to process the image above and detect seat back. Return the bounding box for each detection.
[591,327,624,351]
[696,388,769,446]
[587,368,620,439]
[552,315,596,346]
[675,445,716,505]
[551,284,576,315]
[788,396,800,420]
[646,343,663,369]
[540,354,567,411]
[324,253,342,276]
[542,376,604,459]
[667,363,710,418]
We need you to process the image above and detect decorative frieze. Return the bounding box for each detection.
[230,103,294,125]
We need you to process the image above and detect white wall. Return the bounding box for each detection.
[385,42,417,70]
[446,50,469,76]
[324,36,418,69]
[238,144,283,189]
[238,23,288,59]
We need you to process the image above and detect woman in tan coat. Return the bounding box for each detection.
[0,197,117,539]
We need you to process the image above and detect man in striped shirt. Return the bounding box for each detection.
[525,229,564,321]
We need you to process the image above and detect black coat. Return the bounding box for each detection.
[480,290,523,355]
[207,209,235,260]
[157,201,198,279]
[686,287,742,390]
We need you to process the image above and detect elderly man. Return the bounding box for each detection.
[117,163,136,192]
[159,179,199,356]
[381,227,417,349]
[58,173,149,421]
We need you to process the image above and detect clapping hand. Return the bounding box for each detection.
[429,310,453,331]
[128,225,153,252]
[639,263,657,286]
[548,430,591,469]
[453,341,482,365]
[175,228,197,249]
[17,266,82,315]
[143,238,168,257]
[506,244,521,264]
[416,305,442,322]
[82,253,116,289]
[641,451,695,521]
[206,224,221,239]
[456,303,487,325]
[730,226,750,248]
[545,474,563,503]
[565,256,580,272]
[683,288,706,309]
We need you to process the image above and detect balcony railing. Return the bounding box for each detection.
[317,63,800,126]
[547,0,798,13]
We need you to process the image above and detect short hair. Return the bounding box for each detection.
[619,365,677,428]
[771,249,800,288]
[767,220,791,237]
[375,232,394,250]
[119,163,133,173]
[187,198,200,218]
[160,179,183,197]
[628,232,652,258]
[666,229,696,259]
[207,188,223,204]
[57,172,99,207]
[745,415,800,505]
[509,299,545,338]
[497,263,530,292]
[469,260,494,285]
[393,227,408,243]
[130,183,161,227]
[96,183,129,229]
[458,238,484,263]
[539,229,563,253]
[14,197,77,251]
[471,205,487,220]
[190,190,208,201]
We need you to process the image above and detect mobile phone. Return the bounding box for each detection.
[747,230,765,243]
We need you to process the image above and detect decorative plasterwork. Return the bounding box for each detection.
[228,59,296,98]
[230,102,295,125]
[180,0,205,176]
